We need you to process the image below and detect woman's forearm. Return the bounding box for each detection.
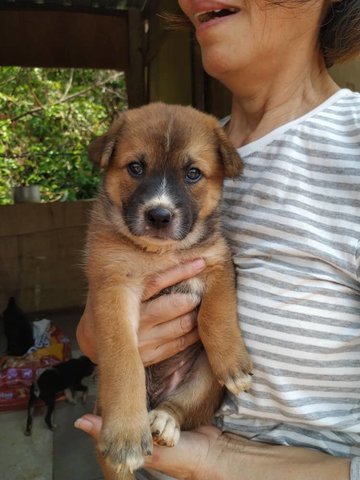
[199,432,351,480]
[75,417,351,480]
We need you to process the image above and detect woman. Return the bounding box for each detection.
[76,1,360,478]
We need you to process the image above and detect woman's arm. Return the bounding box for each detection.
[76,258,351,479]
[75,416,350,480]
[76,258,206,366]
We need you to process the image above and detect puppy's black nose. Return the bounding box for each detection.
[146,207,172,229]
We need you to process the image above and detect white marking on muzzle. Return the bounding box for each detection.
[148,176,175,210]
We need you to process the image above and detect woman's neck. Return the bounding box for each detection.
[223,55,340,148]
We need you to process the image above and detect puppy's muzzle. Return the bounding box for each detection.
[146,207,173,230]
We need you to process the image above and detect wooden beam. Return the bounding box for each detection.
[0,11,129,69]
[191,37,205,111]
[126,7,146,107]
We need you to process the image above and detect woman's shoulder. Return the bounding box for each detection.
[329,88,360,109]
[308,88,360,132]
[335,88,360,102]
[220,89,360,157]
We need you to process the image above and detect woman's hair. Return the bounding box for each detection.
[164,1,360,67]
[321,0,360,66]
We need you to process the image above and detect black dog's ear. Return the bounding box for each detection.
[88,115,125,168]
[215,127,243,178]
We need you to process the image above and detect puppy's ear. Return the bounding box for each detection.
[215,127,243,178]
[88,115,125,168]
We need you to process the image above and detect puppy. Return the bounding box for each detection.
[3,297,34,356]
[25,355,95,435]
[86,103,252,479]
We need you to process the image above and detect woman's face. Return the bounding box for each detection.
[178,0,328,81]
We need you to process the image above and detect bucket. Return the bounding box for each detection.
[12,185,41,203]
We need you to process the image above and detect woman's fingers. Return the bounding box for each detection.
[139,291,201,365]
[77,260,205,366]
[74,414,102,441]
[142,258,206,301]
[141,329,200,367]
[140,310,197,347]
[141,294,200,327]
[78,293,200,366]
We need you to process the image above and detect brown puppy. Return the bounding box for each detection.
[86,103,252,479]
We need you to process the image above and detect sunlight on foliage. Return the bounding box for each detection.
[0,67,127,204]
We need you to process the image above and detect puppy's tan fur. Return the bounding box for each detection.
[86,103,252,479]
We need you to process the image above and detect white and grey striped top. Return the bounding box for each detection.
[138,88,360,479]
[215,88,360,460]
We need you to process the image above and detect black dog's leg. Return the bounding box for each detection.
[73,382,89,404]
[64,388,76,404]
[44,396,57,431]
[25,384,36,436]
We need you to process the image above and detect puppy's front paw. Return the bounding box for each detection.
[214,353,253,396]
[99,420,153,474]
[149,409,180,447]
[224,370,252,395]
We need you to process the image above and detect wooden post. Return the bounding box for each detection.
[146,0,192,105]
[126,7,146,108]
[191,36,205,111]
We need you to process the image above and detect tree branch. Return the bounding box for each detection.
[61,68,74,102]
[7,72,124,123]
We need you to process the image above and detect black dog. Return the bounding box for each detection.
[3,297,34,356]
[25,356,96,435]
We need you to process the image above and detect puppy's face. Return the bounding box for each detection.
[89,103,242,249]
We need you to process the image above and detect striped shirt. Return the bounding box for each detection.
[216,88,360,459]
[138,88,360,479]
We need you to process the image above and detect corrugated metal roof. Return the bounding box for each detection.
[0,0,148,12]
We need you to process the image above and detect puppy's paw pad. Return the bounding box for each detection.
[224,371,252,396]
[149,409,180,447]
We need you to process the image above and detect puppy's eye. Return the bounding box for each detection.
[185,167,202,184]
[127,162,144,177]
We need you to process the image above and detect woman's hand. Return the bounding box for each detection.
[75,414,220,479]
[75,415,350,480]
[76,258,206,366]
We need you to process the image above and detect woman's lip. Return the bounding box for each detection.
[195,10,240,34]
[192,1,238,15]
[194,6,240,22]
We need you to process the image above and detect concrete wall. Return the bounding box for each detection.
[0,200,93,314]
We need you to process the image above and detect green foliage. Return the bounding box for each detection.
[0,67,127,204]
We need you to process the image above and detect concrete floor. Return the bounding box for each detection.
[0,308,103,480]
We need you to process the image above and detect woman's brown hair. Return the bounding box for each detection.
[163,1,360,67]
[321,0,360,66]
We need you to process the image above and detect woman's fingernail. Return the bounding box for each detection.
[74,417,93,432]
[192,258,206,271]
